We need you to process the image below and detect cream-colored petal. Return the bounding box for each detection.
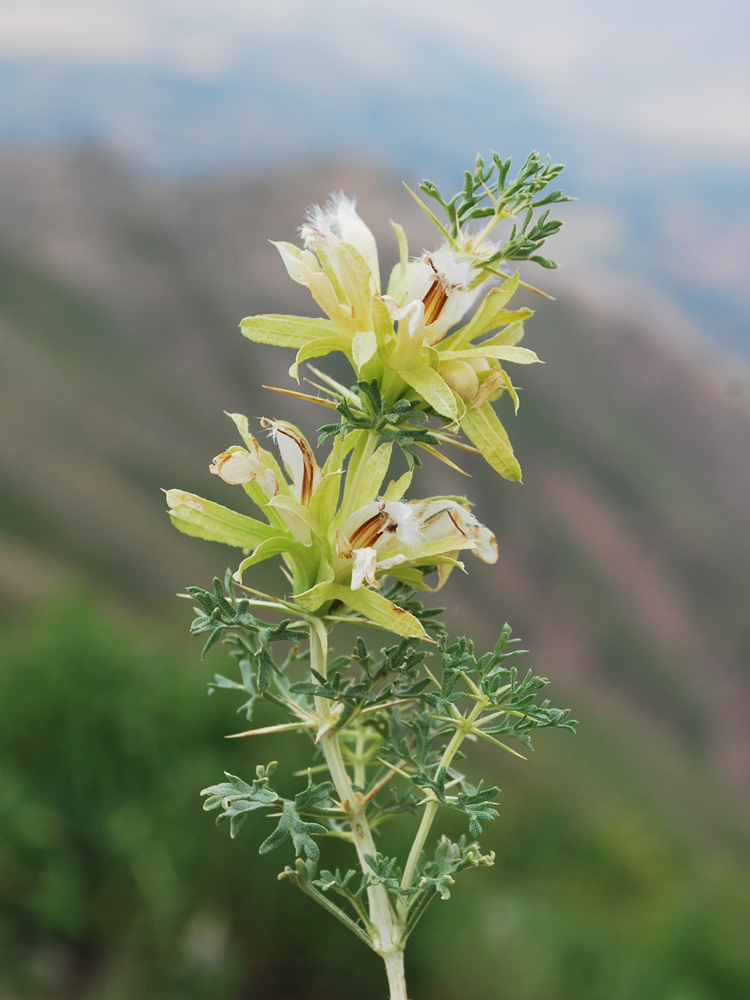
[351,546,379,590]
[273,242,317,286]
[343,499,421,552]
[408,499,498,564]
[261,418,321,507]
[445,504,499,564]
[332,195,381,292]
[377,553,408,570]
[400,248,480,345]
[209,447,278,499]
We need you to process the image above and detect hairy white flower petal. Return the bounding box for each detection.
[343,499,421,552]
[301,192,380,295]
[402,248,480,344]
[331,194,381,292]
[351,546,379,590]
[412,499,498,564]
[300,191,380,308]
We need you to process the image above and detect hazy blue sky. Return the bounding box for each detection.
[1,0,749,354]
[2,0,748,157]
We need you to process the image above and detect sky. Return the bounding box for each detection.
[2,0,748,155]
[1,0,749,355]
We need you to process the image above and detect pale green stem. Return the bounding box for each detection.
[383,948,408,1000]
[354,724,367,790]
[338,430,379,525]
[309,623,407,1000]
[399,698,488,904]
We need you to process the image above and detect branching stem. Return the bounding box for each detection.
[310,623,407,1000]
[399,696,488,906]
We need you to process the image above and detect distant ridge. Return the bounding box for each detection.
[1,148,749,821]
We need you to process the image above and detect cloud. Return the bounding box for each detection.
[0,0,748,158]
[401,0,750,155]
[629,85,750,152]
[0,0,150,62]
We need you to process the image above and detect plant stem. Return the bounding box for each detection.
[354,723,367,789]
[339,429,379,524]
[310,623,407,999]
[383,947,408,1000]
[400,698,487,901]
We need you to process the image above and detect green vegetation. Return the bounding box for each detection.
[2,152,750,998]
[1,590,748,999]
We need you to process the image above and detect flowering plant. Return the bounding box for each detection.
[168,152,575,999]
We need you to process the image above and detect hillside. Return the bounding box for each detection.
[2,147,750,997]
[0,147,748,813]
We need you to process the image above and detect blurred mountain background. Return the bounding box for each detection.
[1,2,750,998]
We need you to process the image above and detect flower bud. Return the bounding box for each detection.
[440,360,479,402]
[210,449,256,484]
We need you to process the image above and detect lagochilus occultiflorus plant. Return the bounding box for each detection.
[167,152,577,1000]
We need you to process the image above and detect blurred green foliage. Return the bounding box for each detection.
[1,589,749,999]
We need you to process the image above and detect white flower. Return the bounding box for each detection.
[410,499,498,564]
[381,247,482,370]
[210,441,278,499]
[337,496,497,591]
[341,500,421,551]
[394,248,479,339]
[260,418,321,507]
[300,192,381,292]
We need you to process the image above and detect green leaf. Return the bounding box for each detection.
[336,430,370,518]
[496,368,520,414]
[383,468,413,502]
[201,768,279,839]
[309,470,344,533]
[294,562,335,612]
[313,868,362,898]
[330,584,428,639]
[166,490,277,547]
[371,294,395,355]
[268,494,319,536]
[241,314,338,349]
[447,275,521,347]
[321,427,348,477]
[289,334,352,381]
[459,403,522,481]
[260,800,327,862]
[455,783,500,837]
[339,240,376,321]
[352,441,394,512]
[479,318,530,348]
[235,535,310,579]
[364,853,418,903]
[294,771,335,812]
[413,835,495,906]
[439,345,540,365]
[351,329,378,371]
[399,360,458,421]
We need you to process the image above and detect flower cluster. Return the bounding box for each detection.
[167,413,497,638]
[242,192,544,481]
